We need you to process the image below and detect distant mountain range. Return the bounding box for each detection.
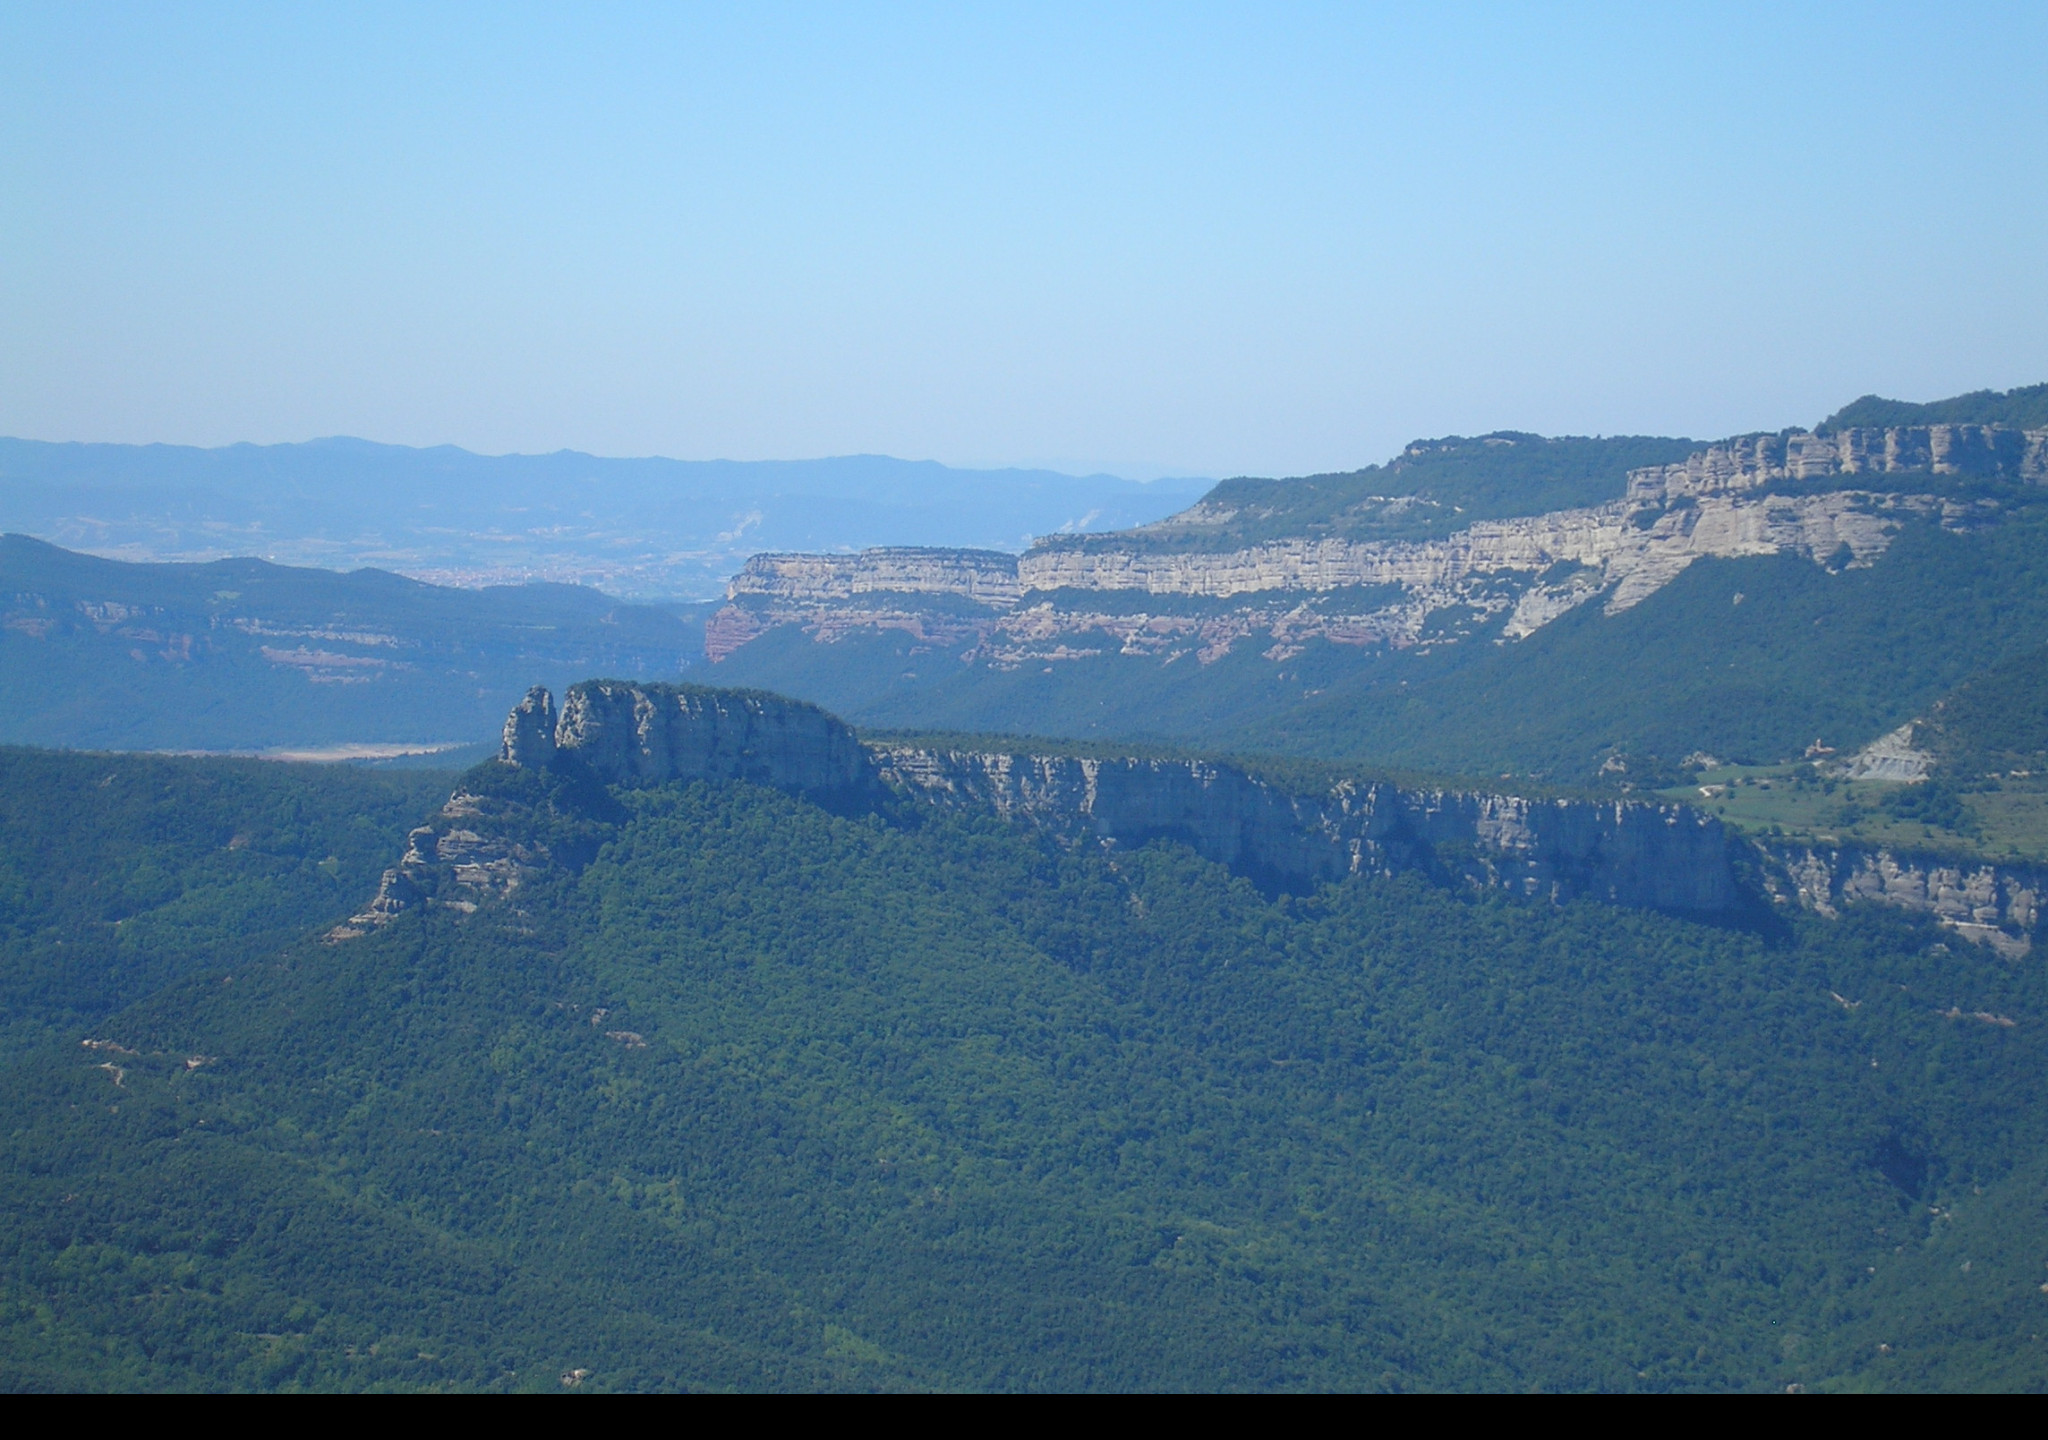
[12,383,2048,790]
[0,534,709,754]
[0,438,1210,601]
[7,390,2048,1393]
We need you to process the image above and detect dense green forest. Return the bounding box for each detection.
[1917,643,2048,777]
[0,750,451,1062]
[1819,383,2048,433]
[9,385,2048,1391]
[2,749,2043,1391]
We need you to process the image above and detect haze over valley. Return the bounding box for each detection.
[0,439,1208,600]
[4,4,2047,1395]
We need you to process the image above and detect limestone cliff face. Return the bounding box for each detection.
[1761,841,2043,958]
[728,548,1025,605]
[1010,489,1941,611]
[710,488,1960,667]
[501,685,557,767]
[342,686,1745,930]
[338,682,868,935]
[707,424,2013,673]
[548,680,872,795]
[1627,424,2048,503]
[874,745,1739,911]
[348,680,2048,955]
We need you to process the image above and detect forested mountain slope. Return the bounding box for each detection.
[709,387,2048,785]
[1266,509,2048,778]
[1062,432,1698,551]
[1820,383,2048,433]
[1,735,2044,1391]
[0,750,452,1060]
[0,535,708,752]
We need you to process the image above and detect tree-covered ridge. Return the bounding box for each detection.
[1819,383,2048,434]
[1034,433,1699,554]
[1914,644,2048,778]
[0,749,453,1062]
[1,759,2044,1390]
[0,533,708,752]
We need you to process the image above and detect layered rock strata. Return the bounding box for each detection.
[709,424,2019,671]
[330,786,554,939]
[1762,842,2044,958]
[713,490,1961,665]
[1011,489,1940,608]
[341,683,1744,932]
[728,548,1026,605]
[872,744,1739,912]
[1627,424,2048,504]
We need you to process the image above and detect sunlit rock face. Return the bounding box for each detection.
[1626,424,2048,503]
[344,684,1748,933]
[332,790,552,940]
[500,685,557,767]
[546,680,872,797]
[727,548,1026,605]
[1009,489,1943,612]
[707,426,2032,673]
[1762,842,2045,958]
[872,745,1739,912]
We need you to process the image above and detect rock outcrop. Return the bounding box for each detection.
[708,424,2021,673]
[1627,424,2048,504]
[728,548,1026,605]
[874,744,1739,911]
[542,680,870,798]
[340,684,1745,933]
[338,682,868,935]
[1762,841,2043,958]
[501,685,557,767]
[331,787,556,939]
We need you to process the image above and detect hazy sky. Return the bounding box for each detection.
[4,2,2045,478]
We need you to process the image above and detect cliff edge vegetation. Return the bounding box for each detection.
[1,728,2044,1390]
[1820,383,2048,433]
[710,386,2048,788]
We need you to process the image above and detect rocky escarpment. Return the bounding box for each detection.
[728,548,1026,606]
[341,681,2048,954]
[335,682,867,934]
[340,683,1744,932]
[708,424,2017,671]
[328,782,572,939]
[1012,488,1942,612]
[873,744,1738,911]
[1762,841,2044,958]
[524,680,870,797]
[1627,423,2048,503]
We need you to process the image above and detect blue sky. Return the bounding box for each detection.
[3,2,2045,477]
